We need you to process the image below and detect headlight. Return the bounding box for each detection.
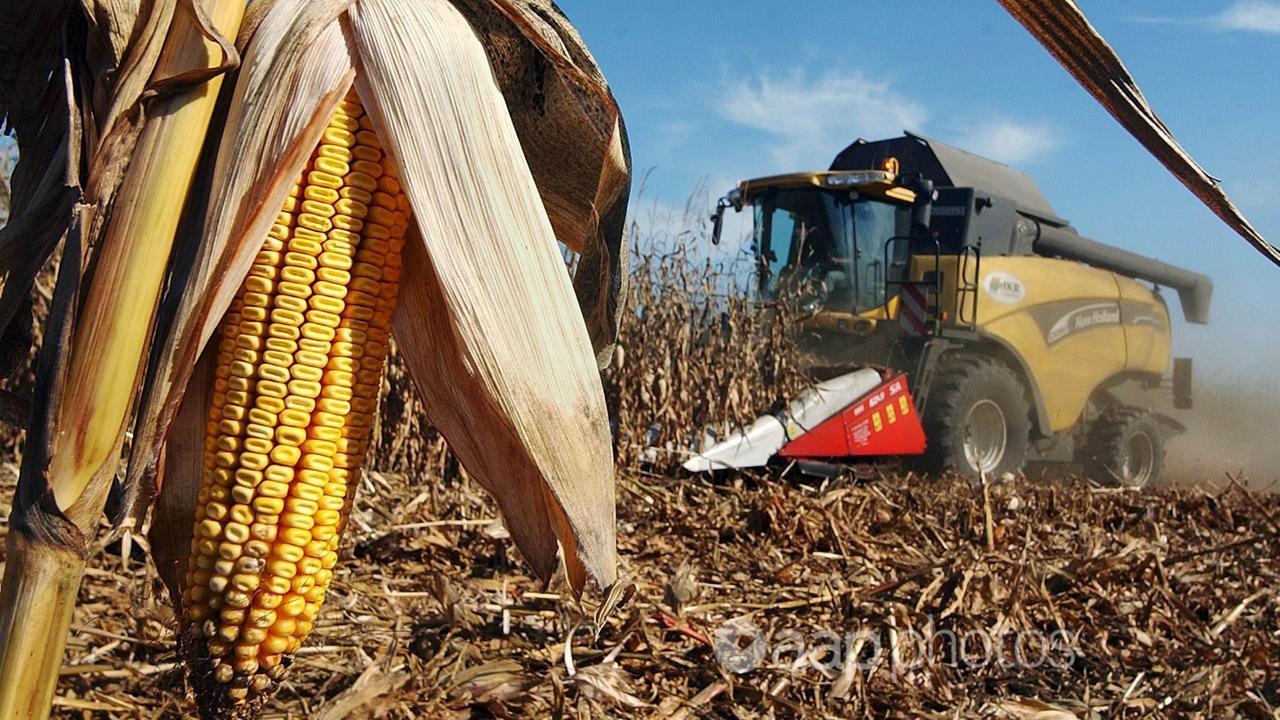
[726,187,743,209]
[824,170,893,187]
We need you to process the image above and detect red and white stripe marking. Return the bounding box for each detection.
[898,283,929,335]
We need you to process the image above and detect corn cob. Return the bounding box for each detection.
[181,91,409,708]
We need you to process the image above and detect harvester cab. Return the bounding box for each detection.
[696,132,1211,485]
[710,168,917,325]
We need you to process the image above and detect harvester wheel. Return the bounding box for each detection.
[1082,407,1164,487]
[922,355,1031,479]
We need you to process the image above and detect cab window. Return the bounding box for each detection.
[754,189,855,311]
[852,199,904,309]
[754,188,907,313]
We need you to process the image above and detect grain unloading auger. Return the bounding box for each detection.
[687,133,1211,486]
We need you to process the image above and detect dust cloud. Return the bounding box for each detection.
[1151,373,1280,491]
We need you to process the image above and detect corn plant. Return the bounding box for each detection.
[0,0,629,716]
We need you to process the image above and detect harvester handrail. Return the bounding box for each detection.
[884,234,942,333]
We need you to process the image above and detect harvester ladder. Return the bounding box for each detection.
[956,244,981,331]
[911,337,953,415]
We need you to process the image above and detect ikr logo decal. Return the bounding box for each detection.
[983,272,1026,304]
[711,618,767,674]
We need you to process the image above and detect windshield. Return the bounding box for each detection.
[752,189,906,312]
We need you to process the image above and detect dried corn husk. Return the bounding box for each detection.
[454,0,631,362]
[352,0,616,590]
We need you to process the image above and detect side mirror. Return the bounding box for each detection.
[710,194,734,245]
[710,203,725,245]
[909,177,935,233]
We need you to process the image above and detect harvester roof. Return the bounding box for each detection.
[831,132,1059,220]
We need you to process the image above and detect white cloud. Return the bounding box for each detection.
[952,119,1062,167]
[1214,1,1280,33]
[1132,2,1280,32]
[716,68,1059,171]
[718,69,927,170]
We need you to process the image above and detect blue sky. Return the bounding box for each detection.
[558,0,1280,382]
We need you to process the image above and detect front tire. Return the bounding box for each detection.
[923,355,1032,478]
[1082,408,1164,487]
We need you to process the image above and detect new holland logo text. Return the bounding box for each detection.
[1046,302,1121,344]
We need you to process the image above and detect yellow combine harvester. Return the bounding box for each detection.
[703,133,1210,485]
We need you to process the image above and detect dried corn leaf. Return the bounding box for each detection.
[0,0,73,208]
[123,0,354,522]
[999,0,1277,265]
[81,0,145,71]
[456,0,632,364]
[0,0,77,373]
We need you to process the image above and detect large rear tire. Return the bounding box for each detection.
[1082,407,1164,487]
[923,355,1032,479]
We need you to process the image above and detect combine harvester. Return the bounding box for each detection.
[686,134,1211,486]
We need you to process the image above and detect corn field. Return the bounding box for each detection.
[603,237,806,469]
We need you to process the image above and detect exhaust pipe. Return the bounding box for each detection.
[1030,220,1212,324]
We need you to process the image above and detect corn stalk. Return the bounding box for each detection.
[602,238,808,471]
[0,1,245,715]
